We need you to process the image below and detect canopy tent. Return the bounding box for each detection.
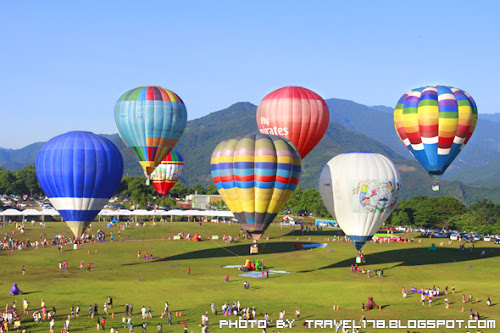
[1,207,234,223]
[41,208,60,216]
[22,209,43,216]
[130,209,151,216]
[1,208,24,216]
[98,209,117,216]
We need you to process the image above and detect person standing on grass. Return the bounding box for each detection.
[22,266,25,275]
[49,318,55,333]
[487,297,491,306]
[225,274,229,282]
[187,267,191,275]
[167,312,172,326]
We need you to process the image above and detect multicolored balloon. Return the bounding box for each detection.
[150,150,184,198]
[319,152,401,251]
[35,131,124,237]
[211,133,302,241]
[394,86,477,190]
[256,86,330,158]
[114,86,187,177]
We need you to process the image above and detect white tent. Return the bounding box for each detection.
[1,208,23,216]
[41,208,60,216]
[161,209,186,216]
[98,209,116,216]
[130,209,152,216]
[22,209,43,216]
[116,209,132,216]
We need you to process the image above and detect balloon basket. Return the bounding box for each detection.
[432,180,440,191]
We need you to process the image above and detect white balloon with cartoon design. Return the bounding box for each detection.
[319,152,401,251]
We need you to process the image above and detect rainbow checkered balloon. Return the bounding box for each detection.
[394,86,477,180]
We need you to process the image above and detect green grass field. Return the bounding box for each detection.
[1,221,499,332]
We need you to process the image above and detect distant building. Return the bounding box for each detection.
[185,194,223,210]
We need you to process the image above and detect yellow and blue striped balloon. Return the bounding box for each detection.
[211,133,302,241]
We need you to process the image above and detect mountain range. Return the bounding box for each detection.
[1,99,500,205]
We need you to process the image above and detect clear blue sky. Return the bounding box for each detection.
[1,1,498,149]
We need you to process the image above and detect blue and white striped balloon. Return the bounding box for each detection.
[35,131,124,237]
[319,152,401,251]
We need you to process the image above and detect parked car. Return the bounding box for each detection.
[495,238,500,245]
[473,234,482,241]
[484,235,492,242]
[450,233,459,241]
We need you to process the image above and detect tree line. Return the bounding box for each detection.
[387,196,500,234]
[1,167,499,233]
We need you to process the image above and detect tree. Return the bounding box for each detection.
[189,184,206,195]
[169,182,186,198]
[17,165,41,196]
[206,184,218,195]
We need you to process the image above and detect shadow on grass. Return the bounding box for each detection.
[282,229,345,237]
[122,242,304,265]
[300,247,499,272]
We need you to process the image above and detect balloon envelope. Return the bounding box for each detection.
[114,86,187,177]
[394,85,477,179]
[150,150,184,198]
[256,86,330,158]
[319,152,401,250]
[36,131,124,237]
[211,133,302,240]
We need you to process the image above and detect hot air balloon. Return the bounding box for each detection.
[211,133,302,241]
[256,86,330,158]
[35,131,124,237]
[114,86,187,179]
[150,150,184,199]
[394,86,478,190]
[319,152,401,251]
